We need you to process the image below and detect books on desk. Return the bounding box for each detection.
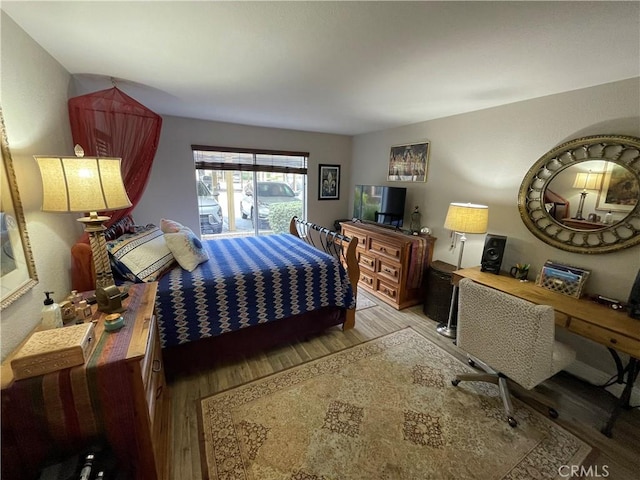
[10,322,96,380]
[536,260,590,299]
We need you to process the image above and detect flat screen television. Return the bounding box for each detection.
[353,185,407,228]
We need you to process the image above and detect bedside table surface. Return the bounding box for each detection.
[1,282,158,389]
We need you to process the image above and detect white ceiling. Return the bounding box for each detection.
[3,1,639,136]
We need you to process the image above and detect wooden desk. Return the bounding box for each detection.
[452,266,640,436]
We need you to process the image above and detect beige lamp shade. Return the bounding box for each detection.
[572,171,603,191]
[36,156,131,213]
[444,202,489,234]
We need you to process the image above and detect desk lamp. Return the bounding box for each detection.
[571,170,603,220]
[436,202,488,338]
[36,145,131,290]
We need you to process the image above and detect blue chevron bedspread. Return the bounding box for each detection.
[155,233,355,348]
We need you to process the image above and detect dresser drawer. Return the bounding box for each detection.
[344,228,366,248]
[377,259,401,284]
[369,239,401,261]
[145,328,165,432]
[569,319,640,358]
[359,271,375,288]
[141,316,157,391]
[358,252,376,272]
[376,279,399,303]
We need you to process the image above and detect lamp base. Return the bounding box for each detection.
[436,323,457,338]
[77,215,115,289]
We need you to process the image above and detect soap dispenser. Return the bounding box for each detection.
[41,291,63,329]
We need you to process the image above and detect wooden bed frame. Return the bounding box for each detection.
[71,216,360,377]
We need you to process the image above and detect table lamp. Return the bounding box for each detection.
[436,202,489,338]
[571,170,602,220]
[35,145,131,290]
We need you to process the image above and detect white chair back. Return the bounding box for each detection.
[457,278,560,390]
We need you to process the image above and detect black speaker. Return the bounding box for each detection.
[480,234,507,274]
[628,268,640,319]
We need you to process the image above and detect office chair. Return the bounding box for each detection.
[452,278,576,427]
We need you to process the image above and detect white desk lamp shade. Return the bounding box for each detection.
[444,202,489,234]
[36,156,131,214]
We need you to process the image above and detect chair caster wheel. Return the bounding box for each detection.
[468,359,476,368]
[451,379,460,386]
[548,408,558,419]
[507,416,518,428]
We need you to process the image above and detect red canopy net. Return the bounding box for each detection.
[68,87,162,291]
[68,86,162,229]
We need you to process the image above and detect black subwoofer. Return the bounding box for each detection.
[628,268,640,319]
[480,234,507,274]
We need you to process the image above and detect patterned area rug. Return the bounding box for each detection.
[199,328,591,480]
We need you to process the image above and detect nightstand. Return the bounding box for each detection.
[1,282,170,480]
[423,260,457,324]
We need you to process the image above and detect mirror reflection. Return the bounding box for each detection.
[545,161,639,231]
[1,107,38,309]
[518,135,640,254]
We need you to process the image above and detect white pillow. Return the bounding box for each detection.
[107,226,176,282]
[164,227,209,272]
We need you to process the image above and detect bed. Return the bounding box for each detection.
[71,216,359,373]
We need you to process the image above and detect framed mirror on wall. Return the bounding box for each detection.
[518,135,640,254]
[1,107,38,309]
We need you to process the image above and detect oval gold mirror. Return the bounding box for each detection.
[518,135,640,254]
[1,107,38,308]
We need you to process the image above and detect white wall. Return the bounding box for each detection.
[351,78,640,389]
[133,115,352,231]
[1,12,81,360]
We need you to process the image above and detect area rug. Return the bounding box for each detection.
[198,328,591,480]
[355,291,377,311]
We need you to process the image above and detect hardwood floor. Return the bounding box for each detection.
[165,293,640,479]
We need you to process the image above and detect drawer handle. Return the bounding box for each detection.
[156,385,163,400]
[383,267,395,275]
[153,359,162,372]
[610,338,618,345]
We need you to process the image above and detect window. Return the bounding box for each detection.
[192,146,308,237]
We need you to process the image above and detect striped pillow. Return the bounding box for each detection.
[107,226,176,283]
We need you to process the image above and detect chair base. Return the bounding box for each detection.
[452,357,559,427]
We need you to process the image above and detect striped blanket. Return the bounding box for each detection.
[155,233,356,348]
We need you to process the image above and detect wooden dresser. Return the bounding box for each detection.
[340,221,435,309]
[1,282,170,480]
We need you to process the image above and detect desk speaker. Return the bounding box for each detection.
[480,234,507,274]
[628,268,640,319]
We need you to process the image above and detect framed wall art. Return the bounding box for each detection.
[388,141,430,182]
[596,162,639,213]
[319,164,340,200]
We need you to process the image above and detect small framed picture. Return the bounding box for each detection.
[319,164,340,200]
[388,141,430,182]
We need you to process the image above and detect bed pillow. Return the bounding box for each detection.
[164,226,209,272]
[107,226,176,283]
